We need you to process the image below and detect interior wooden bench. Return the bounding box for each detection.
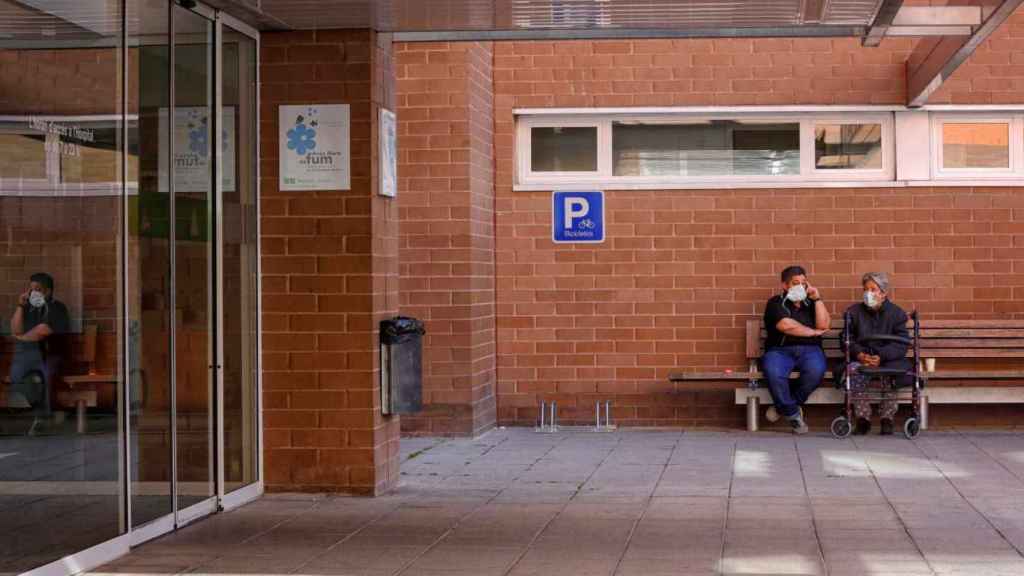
[669,318,1024,431]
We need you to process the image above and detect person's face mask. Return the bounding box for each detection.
[28,290,46,308]
[786,284,807,303]
[864,291,881,309]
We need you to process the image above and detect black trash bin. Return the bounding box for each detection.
[380,316,425,415]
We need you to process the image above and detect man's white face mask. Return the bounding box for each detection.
[786,284,807,303]
[28,291,46,308]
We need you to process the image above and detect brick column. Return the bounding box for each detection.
[396,42,497,436]
[260,30,400,494]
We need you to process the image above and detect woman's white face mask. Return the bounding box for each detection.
[786,284,807,303]
[863,291,881,309]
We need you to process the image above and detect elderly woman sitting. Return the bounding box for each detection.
[842,272,913,436]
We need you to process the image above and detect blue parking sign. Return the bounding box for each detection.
[553,191,604,244]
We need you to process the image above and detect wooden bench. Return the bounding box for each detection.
[669,318,1024,431]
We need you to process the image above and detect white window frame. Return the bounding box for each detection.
[931,113,1022,179]
[805,115,893,181]
[518,119,606,183]
[515,110,895,190]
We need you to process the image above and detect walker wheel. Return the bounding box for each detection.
[904,418,921,439]
[831,416,852,439]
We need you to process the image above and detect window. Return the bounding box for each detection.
[933,115,1022,178]
[516,111,894,189]
[814,123,883,170]
[613,121,800,177]
[531,126,597,172]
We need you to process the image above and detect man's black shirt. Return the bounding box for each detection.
[764,294,822,348]
[16,298,70,358]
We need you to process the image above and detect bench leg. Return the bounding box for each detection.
[747,396,760,432]
[76,400,87,434]
[919,395,929,431]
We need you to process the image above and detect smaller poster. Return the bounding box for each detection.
[157,107,236,194]
[379,108,397,198]
[279,104,350,191]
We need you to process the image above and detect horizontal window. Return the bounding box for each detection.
[517,111,894,189]
[613,121,800,178]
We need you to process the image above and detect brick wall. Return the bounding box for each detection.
[261,29,400,494]
[396,42,497,436]
[397,9,1024,431]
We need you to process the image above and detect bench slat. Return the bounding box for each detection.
[737,386,1024,405]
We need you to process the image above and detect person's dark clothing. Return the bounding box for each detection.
[16,298,70,358]
[762,294,826,418]
[763,294,821,348]
[842,300,913,388]
[9,298,69,413]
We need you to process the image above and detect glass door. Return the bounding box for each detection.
[172,3,216,516]
[128,0,218,533]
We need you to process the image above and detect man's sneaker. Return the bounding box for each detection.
[789,416,809,435]
[880,418,894,436]
[854,418,872,435]
[767,406,802,424]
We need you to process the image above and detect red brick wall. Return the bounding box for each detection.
[927,8,1024,104]
[488,31,1024,428]
[261,29,400,494]
[396,41,497,436]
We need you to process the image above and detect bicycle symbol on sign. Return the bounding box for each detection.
[578,218,596,230]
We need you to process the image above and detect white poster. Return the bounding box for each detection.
[379,108,396,198]
[279,104,350,191]
[157,106,236,193]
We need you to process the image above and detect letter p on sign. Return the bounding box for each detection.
[553,191,604,244]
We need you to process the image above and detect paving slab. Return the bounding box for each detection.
[89,429,1024,576]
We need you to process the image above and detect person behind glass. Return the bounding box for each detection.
[762,266,830,434]
[9,273,69,425]
[842,272,910,436]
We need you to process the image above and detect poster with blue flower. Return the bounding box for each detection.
[279,104,350,191]
[157,107,236,193]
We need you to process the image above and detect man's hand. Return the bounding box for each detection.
[806,283,821,301]
[17,291,28,307]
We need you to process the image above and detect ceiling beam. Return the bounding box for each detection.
[906,0,1024,107]
[862,0,905,47]
[394,26,865,42]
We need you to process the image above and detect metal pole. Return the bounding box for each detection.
[605,400,610,427]
[539,401,545,430]
[747,396,760,432]
[920,395,929,430]
[551,402,556,430]
[595,401,601,429]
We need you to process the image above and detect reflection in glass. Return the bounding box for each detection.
[613,121,800,177]
[172,5,215,512]
[0,1,125,571]
[815,124,883,170]
[943,123,1010,169]
[222,28,260,492]
[531,127,597,172]
[128,0,173,528]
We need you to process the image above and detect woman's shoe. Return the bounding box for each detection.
[880,418,894,436]
[854,418,872,435]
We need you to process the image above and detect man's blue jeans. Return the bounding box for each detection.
[762,345,826,419]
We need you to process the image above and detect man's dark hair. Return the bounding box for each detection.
[30,272,54,291]
[780,266,806,283]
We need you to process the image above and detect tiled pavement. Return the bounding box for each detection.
[94,429,1024,576]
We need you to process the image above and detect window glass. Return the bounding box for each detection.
[530,126,597,172]
[613,121,800,177]
[942,122,1010,169]
[815,123,883,170]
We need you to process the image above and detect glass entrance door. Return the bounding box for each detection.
[128,0,222,533]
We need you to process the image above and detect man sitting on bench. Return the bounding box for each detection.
[842,271,911,436]
[762,266,830,434]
